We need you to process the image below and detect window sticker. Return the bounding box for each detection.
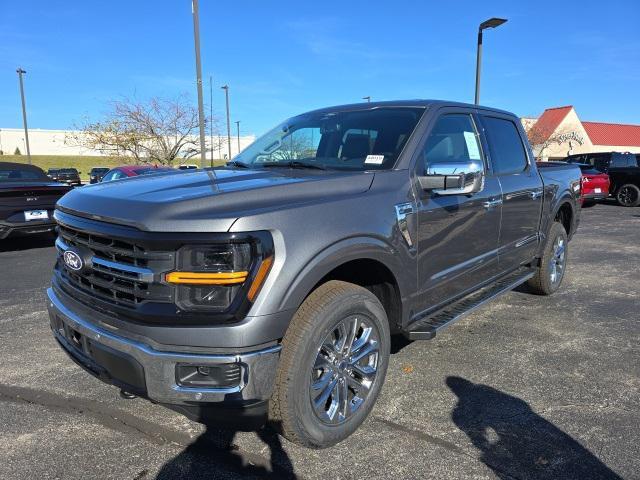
[364,155,385,165]
[463,131,481,160]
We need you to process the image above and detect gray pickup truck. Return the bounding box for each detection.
[47,100,581,448]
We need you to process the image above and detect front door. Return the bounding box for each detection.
[414,110,502,316]
[480,114,543,268]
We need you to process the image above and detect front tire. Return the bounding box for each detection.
[269,280,391,448]
[526,222,568,295]
[616,184,640,207]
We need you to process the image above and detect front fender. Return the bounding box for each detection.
[277,235,414,315]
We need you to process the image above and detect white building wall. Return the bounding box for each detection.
[0,128,255,159]
[522,110,640,161]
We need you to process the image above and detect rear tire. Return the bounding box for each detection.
[616,184,640,207]
[526,222,568,296]
[269,280,390,448]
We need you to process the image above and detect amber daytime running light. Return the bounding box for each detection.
[165,271,248,285]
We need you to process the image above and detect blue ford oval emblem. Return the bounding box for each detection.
[63,250,83,271]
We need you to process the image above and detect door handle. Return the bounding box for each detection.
[483,198,503,209]
[530,190,543,200]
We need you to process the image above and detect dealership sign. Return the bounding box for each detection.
[556,131,584,145]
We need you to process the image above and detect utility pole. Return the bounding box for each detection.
[191,0,207,169]
[235,120,241,154]
[221,85,231,160]
[16,68,31,164]
[209,75,214,166]
[475,18,507,105]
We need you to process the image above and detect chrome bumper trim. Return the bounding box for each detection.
[47,287,281,405]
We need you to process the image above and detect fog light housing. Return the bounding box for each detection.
[176,363,242,388]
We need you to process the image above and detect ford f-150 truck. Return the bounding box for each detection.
[47,100,581,448]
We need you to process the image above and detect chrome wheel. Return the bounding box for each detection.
[549,236,566,285]
[310,315,380,425]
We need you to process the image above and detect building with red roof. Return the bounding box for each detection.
[523,106,640,160]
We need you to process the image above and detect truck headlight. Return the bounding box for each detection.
[165,242,272,312]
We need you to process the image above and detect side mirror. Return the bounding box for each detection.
[418,159,485,195]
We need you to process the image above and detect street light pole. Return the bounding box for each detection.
[16,68,32,164]
[191,0,207,169]
[362,96,371,103]
[221,85,231,160]
[209,75,214,166]
[474,17,507,105]
[235,120,241,154]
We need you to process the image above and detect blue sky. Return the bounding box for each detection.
[1,0,639,137]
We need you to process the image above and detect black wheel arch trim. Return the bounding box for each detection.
[277,236,414,324]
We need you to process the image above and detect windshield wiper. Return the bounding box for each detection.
[260,161,327,170]
[226,160,251,168]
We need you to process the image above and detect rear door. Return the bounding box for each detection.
[480,114,543,269]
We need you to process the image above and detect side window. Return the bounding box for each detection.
[422,114,483,172]
[482,116,528,175]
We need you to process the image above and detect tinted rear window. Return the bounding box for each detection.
[59,168,79,174]
[481,116,528,175]
[611,153,637,168]
[0,168,48,181]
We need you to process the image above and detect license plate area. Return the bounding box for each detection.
[594,188,602,193]
[24,210,48,221]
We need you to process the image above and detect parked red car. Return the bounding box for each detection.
[100,165,175,182]
[577,164,610,206]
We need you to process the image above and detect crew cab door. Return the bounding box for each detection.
[413,109,502,314]
[479,114,543,268]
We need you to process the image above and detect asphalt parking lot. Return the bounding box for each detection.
[0,201,638,480]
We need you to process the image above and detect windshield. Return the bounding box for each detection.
[233,107,425,171]
[60,168,78,174]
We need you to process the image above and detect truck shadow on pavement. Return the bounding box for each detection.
[155,424,297,480]
[446,376,622,480]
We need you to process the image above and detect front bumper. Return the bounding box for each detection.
[46,287,281,406]
[0,218,56,239]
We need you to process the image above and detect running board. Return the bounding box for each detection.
[403,268,535,341]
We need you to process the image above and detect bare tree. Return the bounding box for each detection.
[67,95,219,166]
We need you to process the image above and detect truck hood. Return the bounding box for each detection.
[57,168,375,232]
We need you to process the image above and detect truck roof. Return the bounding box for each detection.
[304,99,517,118]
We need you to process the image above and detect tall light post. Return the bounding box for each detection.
[221,85,231,160]
[191,0,207,169]
[235,120,241,154]
[362,96,371,103]
[16,68,32,164]
[474,17,507,105]
[209,75,214,166]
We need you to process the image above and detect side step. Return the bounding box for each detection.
[403,268,535,340]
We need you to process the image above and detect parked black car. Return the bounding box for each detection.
[564,152,640,206]
[47,168,61,181]
[55,168,82,186]
[0,162,72,239]
[48,100,581,448]
[89,167,110,184]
